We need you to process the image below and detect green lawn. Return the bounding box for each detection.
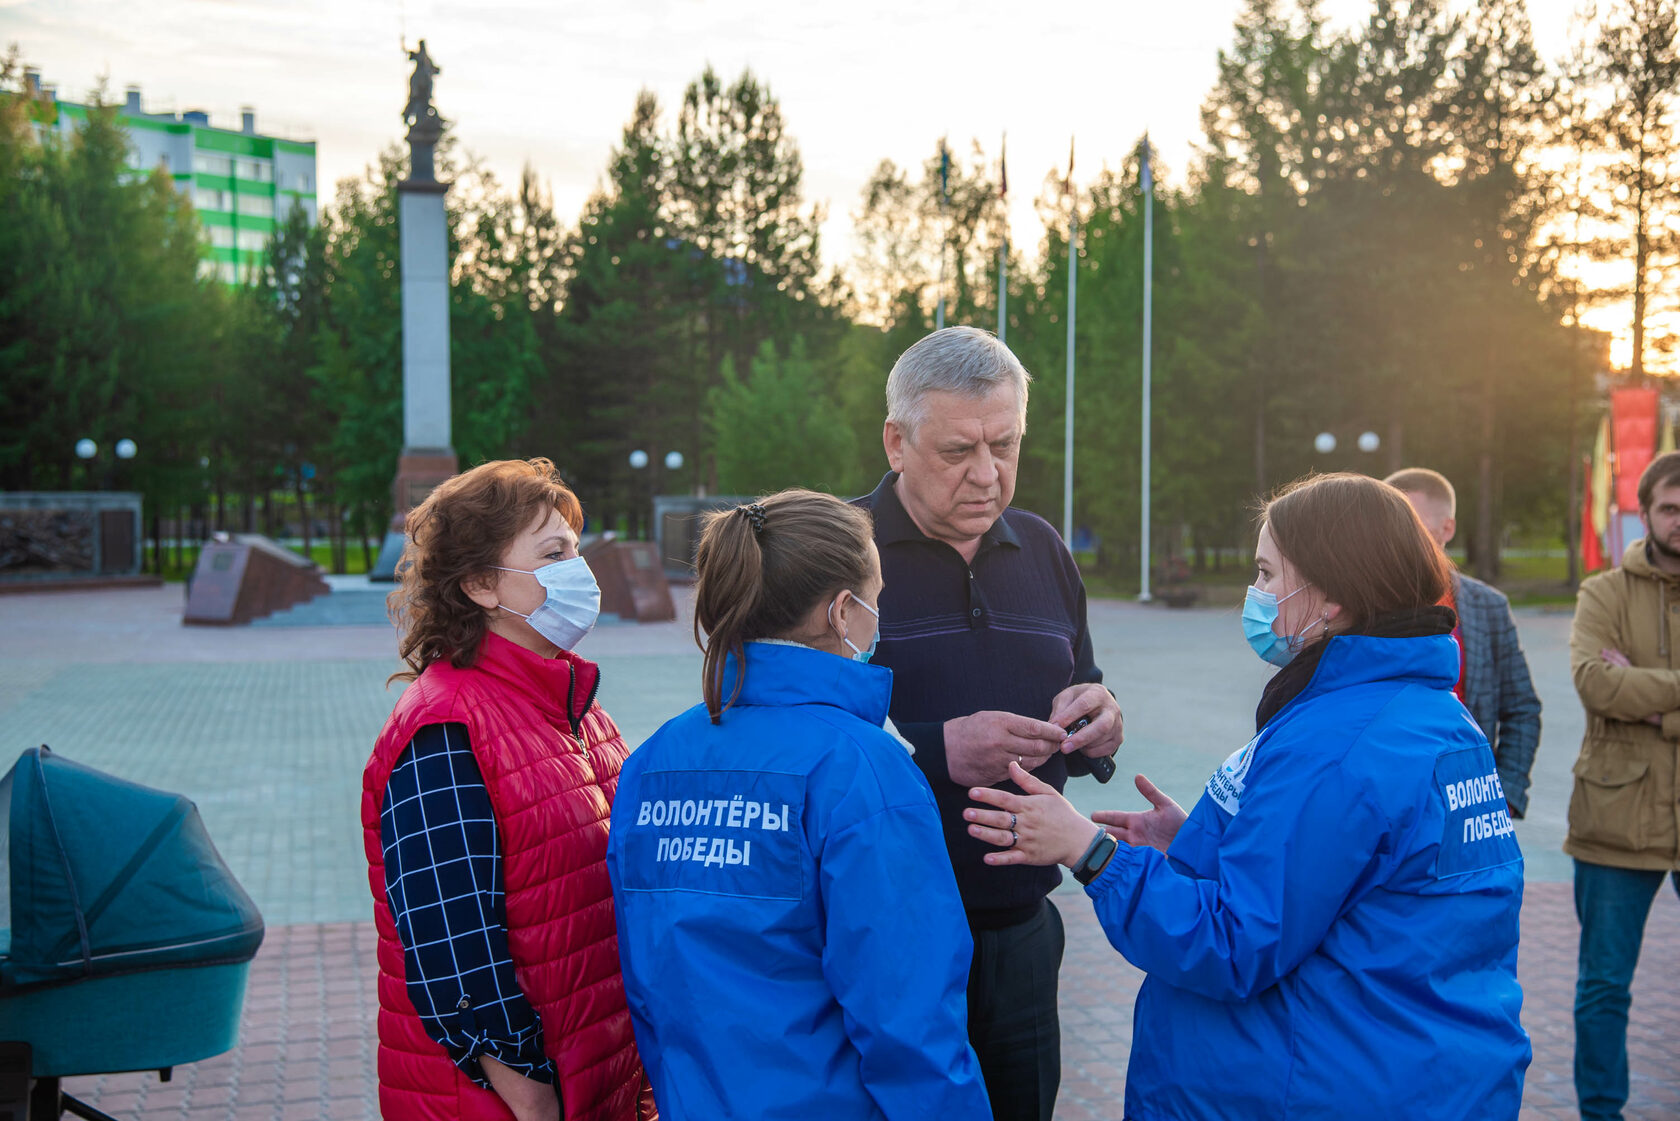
[1076,548,1582,609]
[303,542,373,575]
[151,540,372,582]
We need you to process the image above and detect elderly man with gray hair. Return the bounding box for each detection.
[853,326,1125,1121]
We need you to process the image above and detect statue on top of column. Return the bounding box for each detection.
[403,40,443,140]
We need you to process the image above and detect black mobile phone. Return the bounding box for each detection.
[1066,716,1115,783]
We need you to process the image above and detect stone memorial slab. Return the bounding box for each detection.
[582,539,676,623]
[0,493,143,584]
[183,535,330,625]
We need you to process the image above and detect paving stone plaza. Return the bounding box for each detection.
[3,582,1675,1120]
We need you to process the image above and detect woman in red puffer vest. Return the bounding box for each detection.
[363,458,654,1121]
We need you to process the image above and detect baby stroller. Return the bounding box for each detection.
[0,746,264,1120]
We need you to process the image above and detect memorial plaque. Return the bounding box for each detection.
[99,509,137,573]
[651,495,748,582]
[183,544,251,623]
[582,539,676,623]
[0,508,95,575]
[659,512,701,578]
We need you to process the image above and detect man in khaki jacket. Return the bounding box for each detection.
[1566,449,1680,1121]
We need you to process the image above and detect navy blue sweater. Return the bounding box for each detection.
[854,473,1104,920]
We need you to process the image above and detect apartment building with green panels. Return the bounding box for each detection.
[36,76,317,284]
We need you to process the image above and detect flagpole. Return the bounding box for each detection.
[936,138,948,331]
[997,243,1007,341]
[1063,199,1078,545]
[997,133,1008,342]
[1139,137,1154,603]
[936,245,946,330]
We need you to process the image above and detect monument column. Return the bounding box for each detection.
[374,40,458,579]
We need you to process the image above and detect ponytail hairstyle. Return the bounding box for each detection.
[693,488,877,723]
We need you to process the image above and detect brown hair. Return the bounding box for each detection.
[1262,472,1453,633]
[1382,467,1456,517]
[388,458,584,683]
[693,489,876,723]
[1638,450,1680,512]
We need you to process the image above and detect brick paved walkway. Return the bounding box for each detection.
[57,884,1680,1121]
[59,925,379,1121]
[7,585,1676,1119]
[1054,881,1680,1121]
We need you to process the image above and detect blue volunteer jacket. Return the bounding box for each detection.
[1087,631,1531,1120]
[607,641,990,1121]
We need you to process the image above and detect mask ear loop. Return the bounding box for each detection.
[1279,584,1326,653]
[1287,608,1333,653]
[827,594,863,656]
[484,566,537,621]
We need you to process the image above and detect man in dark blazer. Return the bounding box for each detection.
[1387,468,1543,817]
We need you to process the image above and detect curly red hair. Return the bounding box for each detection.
[387,458,583,682]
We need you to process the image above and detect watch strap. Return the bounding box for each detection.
[1073,830,1119,885]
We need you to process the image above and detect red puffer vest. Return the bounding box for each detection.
[362,631,651,1121]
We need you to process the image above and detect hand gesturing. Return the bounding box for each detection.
[1090,774,1185,855]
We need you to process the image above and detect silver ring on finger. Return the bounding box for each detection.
[1007,829,1018,849]
[1009,813,1018,831]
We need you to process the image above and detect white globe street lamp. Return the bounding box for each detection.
[664,451,684,471]
[628,449,649,470]
[116,438,138,460]
[1357,431,1381,454]
[1313,432,1337,455]
[75,438,98,460]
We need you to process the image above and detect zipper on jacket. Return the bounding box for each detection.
[1662,579,1670,660]
[564,662,602,746]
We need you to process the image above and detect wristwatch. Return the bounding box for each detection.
[1072,829,1119,886]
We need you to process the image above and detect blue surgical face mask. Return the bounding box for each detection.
[493,556,601,651]
[828,593,881,663]
[1242,582,1319,667]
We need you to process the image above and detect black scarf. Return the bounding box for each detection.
[1254,606,1457,732]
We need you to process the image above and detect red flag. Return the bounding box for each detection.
[1582,453,1606,573]
[1611,386,1660,511]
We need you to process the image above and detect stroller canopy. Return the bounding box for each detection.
[1,746,263,991]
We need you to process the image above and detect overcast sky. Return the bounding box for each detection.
[6,0,1587,267]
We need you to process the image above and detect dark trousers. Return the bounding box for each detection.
[967,898,1065,1121]
[1573,858,1680,1121]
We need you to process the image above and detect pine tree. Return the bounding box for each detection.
[1589,0,1680,377]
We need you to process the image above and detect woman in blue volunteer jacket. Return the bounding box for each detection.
[966,473,1530,1120]
[607,489,990,1121]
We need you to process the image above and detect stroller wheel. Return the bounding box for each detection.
[29,1077,125,1121]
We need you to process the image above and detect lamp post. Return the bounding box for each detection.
[628,450,649,538]
[74,436,144,572]
[630,449,688,538]
[75,437,138,490]
[1312,431,1381,460]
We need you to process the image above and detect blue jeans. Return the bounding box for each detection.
[1573,858,1680,1120]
